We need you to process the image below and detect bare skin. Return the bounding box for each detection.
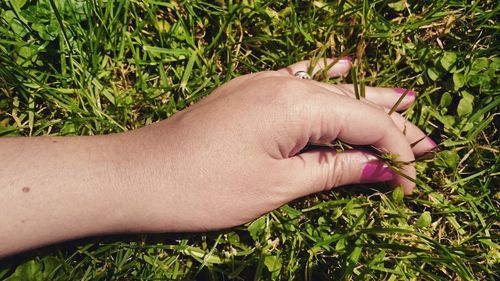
[0,59,435,257]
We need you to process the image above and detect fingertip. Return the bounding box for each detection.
[412,136,439,156]
[392,88,416,110]
[393,166,416,196]
[393,88,416,97]
[427,137,438,150]
[403,183,414,195]
[327,57,352,77]
[360,161,395,183]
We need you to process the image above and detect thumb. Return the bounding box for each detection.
[285,148,395,198]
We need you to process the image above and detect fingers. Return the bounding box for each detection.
[338,84,416,110]
[314,83,416,111]
[276,57,414,111]
[295,82,433,155]
[276,59,431,155]
[278,57,352,78]
[285,148,395,198]
[334,105,416,194]
[276,86,417,194]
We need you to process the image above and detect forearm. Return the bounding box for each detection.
[0,134,127,256]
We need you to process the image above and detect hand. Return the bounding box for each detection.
[0,58,436,255]
[115,58,436,232]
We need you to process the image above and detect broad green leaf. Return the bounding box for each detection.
[2,10,29,37]
[415,211,432,228]
[264,255,282,279]
[226,232,240,244]
[16,46,36,66]
[41,256,62,279]
[13,0,28,8]
[32,22,59,41]
[435,150,460,169]
[489,57,500,73]
[468,73,491,89]
[346,206,364,217]
[427,67,440,81]
[440,52,457,71]
[453,72,465,90]
[471,57,489,73]
[457,91,474,117]
[4,260,43,281]
[349,246,362,263]
[392,186,404,203]
[247,216,266,241]
[438,115,457,129]
[265,7,279,19]
[388,0,406,11]
[336,238,347,251]
[440,92,453,108]
[60,121,76,134]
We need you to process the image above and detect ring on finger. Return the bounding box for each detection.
[294,71,312,80]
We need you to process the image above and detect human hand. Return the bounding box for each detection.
[114,58,436,232]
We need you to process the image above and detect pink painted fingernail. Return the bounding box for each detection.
[361,162,395,183]
[339,56,352,63]
[427,137,438,150]
[393,88,416,97]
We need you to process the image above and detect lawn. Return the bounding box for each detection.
[0,0,498,280]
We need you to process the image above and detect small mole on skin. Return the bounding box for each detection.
[52,140,57,143]
[22,187,30,193]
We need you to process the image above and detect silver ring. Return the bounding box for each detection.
[294,71,311,80]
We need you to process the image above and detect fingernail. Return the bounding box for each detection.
[427,137,438,150]
[339,56,352,63]
[361,162,395,183]
[393,88,416,97]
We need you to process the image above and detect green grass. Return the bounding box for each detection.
[0,0,499,280]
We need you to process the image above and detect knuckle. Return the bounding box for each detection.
[328,153,351,188]
[271,79,312,128]
[272,79,310,110]
[309,150,346,191]
[379,110,397,127]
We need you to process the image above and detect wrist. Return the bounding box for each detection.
[105,128,181,233]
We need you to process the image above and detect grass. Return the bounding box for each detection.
[0,0,499,280]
